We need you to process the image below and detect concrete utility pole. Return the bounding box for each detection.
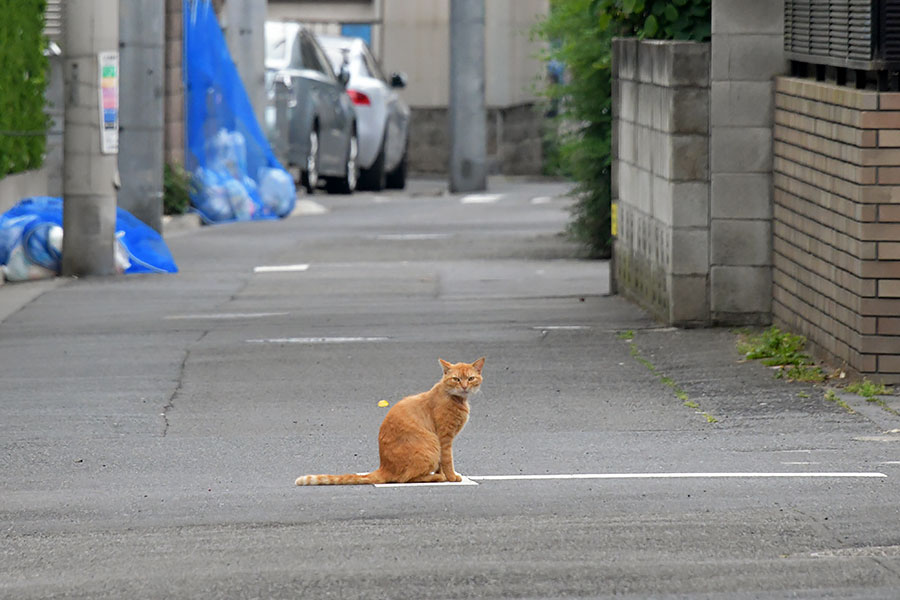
[62,0,120,277]
[119,0,165,233]
[449,0,487,193]
[224,0,267,125]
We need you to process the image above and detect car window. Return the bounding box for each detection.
[362,45,387,83]
[311,38,338,81]
[300,36,327,75]
[291,33,304,70]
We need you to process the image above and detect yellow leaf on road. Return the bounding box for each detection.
[378,400,389,407]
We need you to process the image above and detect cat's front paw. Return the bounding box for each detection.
[448,472,462,483]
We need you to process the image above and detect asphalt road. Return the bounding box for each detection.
[2,178,900,599]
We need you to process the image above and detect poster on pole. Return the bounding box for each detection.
[98,51,119,154]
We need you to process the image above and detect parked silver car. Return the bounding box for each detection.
[264,22,359,194]
[317,34,410,191]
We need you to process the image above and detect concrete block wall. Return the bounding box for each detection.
[709,0,784,323]
[408,105,544,175]
[612,1,785,326]
[773,77,900,383]
[612,38,711,325]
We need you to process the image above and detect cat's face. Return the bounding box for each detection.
[438,357,485,398]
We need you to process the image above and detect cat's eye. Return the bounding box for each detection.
[451,376,460,382]
[467,376,476,382]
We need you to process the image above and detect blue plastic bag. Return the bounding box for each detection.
[184,0,296,223]
[0,197,178,279]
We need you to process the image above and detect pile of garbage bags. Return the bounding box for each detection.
[0,197,178,282]
[191,128,296,223]
[185,0,296,224]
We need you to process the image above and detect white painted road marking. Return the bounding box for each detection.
[375,476,479,487]
[367,471,887,488]
[253,264,310,273]
[376,233,451,241]
[461,193,502,204]
[530,196,552,204]
[531,325,591,331]
[467,472,886,481]
[166,312,289,320]
[247,336,389,344]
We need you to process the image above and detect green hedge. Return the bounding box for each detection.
[0,0,49,178]
[535,0,710,257]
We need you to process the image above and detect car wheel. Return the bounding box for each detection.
[358,133,387,192]
[301,128,319,195]
[326,130,359,195]
[385,144,408,190]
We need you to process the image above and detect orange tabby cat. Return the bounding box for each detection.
[295,357,485,486]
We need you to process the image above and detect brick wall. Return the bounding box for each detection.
[612,39,711,325]
[773,77,900,382]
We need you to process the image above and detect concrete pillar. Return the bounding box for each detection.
[119,0,165,233]
[224,0,267,125]
[449,0,487,193]
[62,0,119,277]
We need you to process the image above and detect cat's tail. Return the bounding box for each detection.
[295,469,386,486]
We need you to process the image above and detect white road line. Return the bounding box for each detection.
[530,196,552,204]
[877,461,900,465]
[467,472,887,481]
[461,193,502,204]
[781,462,820,466]
[247,336,389,344]
[166,312,289,320]
[368,472,887,488]
[375,476,479,487]
[376,233,450,241]
[531,325,591,331]
[253,264,310,273]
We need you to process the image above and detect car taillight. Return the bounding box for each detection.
[347,90,370,106]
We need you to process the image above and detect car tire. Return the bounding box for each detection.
[301,128,320,195]
[326,130,359,195]
[358,133,387,192]
[385,144,408,190]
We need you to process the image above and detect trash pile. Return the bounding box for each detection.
[184,0,296,224]
[0,197,178,282]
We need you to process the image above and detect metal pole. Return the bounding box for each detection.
[119,0,165,233]
[62,0,119,277]
[449,0,487,193]
[224,0,267,125]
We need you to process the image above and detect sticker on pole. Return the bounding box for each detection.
[98,51,119,154]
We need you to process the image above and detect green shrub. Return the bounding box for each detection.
[163,163,193,215]
[0,0,49,178]
[534,0,710,257]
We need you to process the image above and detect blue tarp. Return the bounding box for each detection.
[184,0,296,223]
[0,197,178,280]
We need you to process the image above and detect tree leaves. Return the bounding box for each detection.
[0,0,49,178]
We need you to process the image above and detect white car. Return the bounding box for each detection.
[317,35,410,191]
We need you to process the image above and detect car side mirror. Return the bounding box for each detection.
[390,72,407,89]
[338,66,351,88]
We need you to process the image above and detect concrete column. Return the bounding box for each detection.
[449,0,487,193]
[119,0,165,233]
[224,0,267,125]
[62,0,119,277]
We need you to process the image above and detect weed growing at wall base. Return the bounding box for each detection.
[736,326,825,383]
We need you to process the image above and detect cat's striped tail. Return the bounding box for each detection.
[295,470,385,486]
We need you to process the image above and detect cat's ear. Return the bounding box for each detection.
[472,357,485,373]
[439,358,453,374]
